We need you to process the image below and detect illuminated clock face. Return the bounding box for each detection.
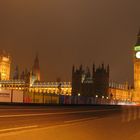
[136,51,140,59]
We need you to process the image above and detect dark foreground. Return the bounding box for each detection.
[0,105,139,140]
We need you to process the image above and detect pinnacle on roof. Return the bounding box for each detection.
[135,29,140,46]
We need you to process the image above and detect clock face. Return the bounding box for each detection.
[136,51,140,59]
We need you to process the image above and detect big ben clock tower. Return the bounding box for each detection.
[134,31,140,102]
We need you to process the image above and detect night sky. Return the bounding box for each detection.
[0,0,140,84]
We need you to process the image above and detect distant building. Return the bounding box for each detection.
[0,51,11,80]
[109,82,133,103]
[0,53,71,98]
[72,64,109,98]
[0,80,71,96]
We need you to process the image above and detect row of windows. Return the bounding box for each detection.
[29,89,71,94]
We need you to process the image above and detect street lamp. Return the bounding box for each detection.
[101,96,104,104]
[95,95,98,104]
[77,93,80,104]
[96,95,98,98]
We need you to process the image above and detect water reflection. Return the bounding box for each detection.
[122,106,140,122]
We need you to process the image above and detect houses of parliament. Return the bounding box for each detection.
[0,32,140,104]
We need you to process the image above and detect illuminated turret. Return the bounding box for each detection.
[0,51,11,80]
[133,30,140,102]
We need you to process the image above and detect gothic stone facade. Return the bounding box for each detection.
[72,64,109,98]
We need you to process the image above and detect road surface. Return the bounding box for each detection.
[0,105,139,140]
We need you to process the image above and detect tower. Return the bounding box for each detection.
[72,64,109,97]
[72,65,85,96]
[0,51,11,80]
[133,30,140,102]
[32,54,41,82]
[93,64,109,98]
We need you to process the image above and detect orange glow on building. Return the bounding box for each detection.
[109,81,133,103]
[0,52,11,80]
[133,32,140,102]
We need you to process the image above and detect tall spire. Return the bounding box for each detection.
[72,65,75,74]
[135,29,140,46]
[32,53,41,81]
[13,65,19,80]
